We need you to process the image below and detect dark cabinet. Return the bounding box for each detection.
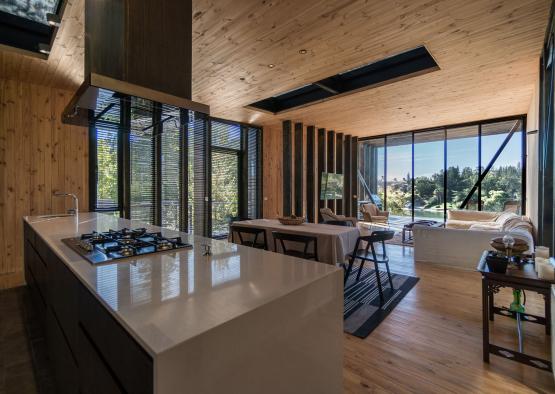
[23,223,154,394]
[46,309,79,394]
[78,284,153,394]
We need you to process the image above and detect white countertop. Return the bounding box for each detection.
[24,213,340,357]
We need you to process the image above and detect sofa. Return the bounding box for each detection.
[413,210,534,270]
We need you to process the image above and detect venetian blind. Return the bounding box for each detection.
[130,98,155,224]
[161,106,181,230]
[247,127,262,219]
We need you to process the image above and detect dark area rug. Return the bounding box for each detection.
[344,267,419,338]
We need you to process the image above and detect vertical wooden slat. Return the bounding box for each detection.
[317,128,326,222]
[0,79,7,275]
[335,133,344,215]
[306,126,315,223]
[282,120,292,216]
[262,124,283,219]
[351,136,359,217]
[326,130,335,211]
[294,122,303,217]
[344,135,352,217]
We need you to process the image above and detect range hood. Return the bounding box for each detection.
[63,0,208,126]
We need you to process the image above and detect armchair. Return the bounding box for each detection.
[319,207,357,226]
[360,203,389,223]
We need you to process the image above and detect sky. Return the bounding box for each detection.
[376,132,522,180]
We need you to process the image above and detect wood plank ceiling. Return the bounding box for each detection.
[0,0,550,137]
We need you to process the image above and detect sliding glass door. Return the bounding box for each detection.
[386,133,412,219]
[446,125,479,211]
[90,91,263,238]
[414,130,444,220]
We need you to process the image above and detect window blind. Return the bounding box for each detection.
[247,127,262,219]
[211,120,241,237]
[189,111,209,236]
[161,106,181,230]
[130,98,155,224]
[95,128,119,210]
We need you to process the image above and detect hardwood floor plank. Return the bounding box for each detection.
[343,244,555,393]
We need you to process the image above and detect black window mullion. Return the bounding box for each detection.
[478,123,482,211]
[153,103,163,226]
[88,112,98,212]
[120,97,131,219]
[411,132,415,221]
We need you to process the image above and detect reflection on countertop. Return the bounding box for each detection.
[24,213,341,356]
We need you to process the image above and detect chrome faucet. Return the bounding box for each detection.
[53,192,79,215]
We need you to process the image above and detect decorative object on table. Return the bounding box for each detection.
[343,266,419,338]
[489,236,528,261]
[278,215,305,225]
[536,246,550,259]
[485,251,509,274]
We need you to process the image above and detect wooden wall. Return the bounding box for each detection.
[0,79,88,289]
[262,123,283,219]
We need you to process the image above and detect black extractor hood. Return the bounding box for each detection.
[63,0,208,126]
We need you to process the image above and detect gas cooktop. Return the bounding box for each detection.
[62,228,193,265]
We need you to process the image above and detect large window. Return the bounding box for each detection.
[358,116,526,222]
[90,90,263,237]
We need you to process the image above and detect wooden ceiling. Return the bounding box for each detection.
[0,0,550,137]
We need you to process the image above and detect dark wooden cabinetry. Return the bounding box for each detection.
[23,222,154,394]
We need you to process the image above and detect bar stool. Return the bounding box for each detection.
[272,231,319,261]
[230,225,268,250]
[345,230,395,306]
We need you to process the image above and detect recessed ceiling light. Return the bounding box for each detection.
[268,64,275,68]
[299,49,307,55]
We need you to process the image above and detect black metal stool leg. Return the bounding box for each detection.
[356,260,366,281]
[384,261,394,290]
[373,262,384,306]
[344,258,355,284]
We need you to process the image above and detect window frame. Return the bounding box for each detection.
[358,115,527,220]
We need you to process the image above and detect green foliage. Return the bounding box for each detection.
[385,165,521,216]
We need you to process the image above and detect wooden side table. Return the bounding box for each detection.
[477,251,554,372]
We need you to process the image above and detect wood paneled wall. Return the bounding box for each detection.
[263,120,357,222]
[0,79,88,289]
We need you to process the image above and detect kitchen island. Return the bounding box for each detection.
[23,213,343,394]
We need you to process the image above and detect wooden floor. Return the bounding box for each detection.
[344,245,555,393]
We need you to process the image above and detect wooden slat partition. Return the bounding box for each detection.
[326,130,335,210]
[294,122,303,217]
[343,135,352,217]
[0,79,89,289]
[351,136,359,216]
[306,126,315,222]
[317,128,326,222]
[282,120,292,216]
[335,133,344,215]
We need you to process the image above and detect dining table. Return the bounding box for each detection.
[229,219,361,265]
